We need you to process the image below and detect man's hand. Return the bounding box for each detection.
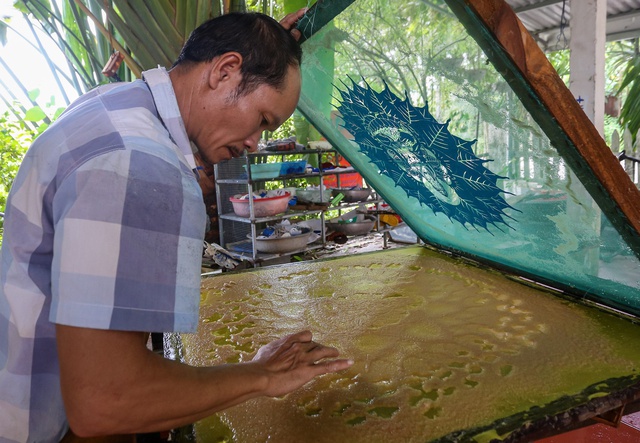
[279,8,308,41]
[251,330,354,397]
[56,326,351,436]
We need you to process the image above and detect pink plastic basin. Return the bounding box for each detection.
[230,192,291,218]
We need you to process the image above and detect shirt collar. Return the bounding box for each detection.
[142,66,198,173]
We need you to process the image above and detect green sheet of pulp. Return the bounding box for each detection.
[179,247,640,442]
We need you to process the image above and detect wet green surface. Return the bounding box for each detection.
[181,246,640,442]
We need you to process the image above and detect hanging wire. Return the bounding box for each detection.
[556,0,569,50]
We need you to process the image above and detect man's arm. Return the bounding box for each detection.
[57,325,352,437]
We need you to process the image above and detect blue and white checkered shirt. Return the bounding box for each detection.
[0,68,206,442]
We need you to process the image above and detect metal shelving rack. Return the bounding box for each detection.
[214,148,382,266]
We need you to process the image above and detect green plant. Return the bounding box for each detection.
[615,40,640,141]
[0,89,60,247]
[265,115,296,141]
[0,112,29,246]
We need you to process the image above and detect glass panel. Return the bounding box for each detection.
[297,0,640,315]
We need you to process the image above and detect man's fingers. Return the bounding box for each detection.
[287,330,313,344]
[314,358,355,375]
[306,343,339,360]
[279,8,308,30]
[279,7,308,40]
[255,330,353,377]
[285,340,344,367]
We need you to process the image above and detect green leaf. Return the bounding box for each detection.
[52,106,65,119]
[111,0,174,68]
[20,0,54,32]
[195,0,214,27]
[45,94,55,108]
[27,88,40,101]
[143,0,184,54]
[12,1,30,15]
[24,106,46,122]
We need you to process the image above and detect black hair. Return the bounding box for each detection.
[172,12,302,96]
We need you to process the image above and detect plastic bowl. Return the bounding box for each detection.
[326,216,376,236]
[331,187,373,203]
[250,229,312,253]
[230,192,291,218]
[296,188,333,203]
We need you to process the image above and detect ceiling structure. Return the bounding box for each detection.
[506,0,640,52]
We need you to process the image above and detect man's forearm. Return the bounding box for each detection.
[56,325,352,437]
[56,325,268,436]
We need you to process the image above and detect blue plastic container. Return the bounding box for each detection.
[279,160,307,176]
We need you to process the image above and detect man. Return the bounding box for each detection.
[0,10,353,442]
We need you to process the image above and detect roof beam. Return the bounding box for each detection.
[512,0,564,14]
[606,9,640,41]
[524,8,640,50]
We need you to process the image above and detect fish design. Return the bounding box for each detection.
[336,78,517,231]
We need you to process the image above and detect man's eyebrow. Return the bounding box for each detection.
[270,114,286,128]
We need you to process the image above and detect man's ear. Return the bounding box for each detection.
[208,52,243,91]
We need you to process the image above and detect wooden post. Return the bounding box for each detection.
[568,0,607,272]
[570,0,606,135]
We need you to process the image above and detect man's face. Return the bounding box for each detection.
[195,65,301,165]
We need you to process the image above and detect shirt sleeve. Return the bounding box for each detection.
[49,144,206,333]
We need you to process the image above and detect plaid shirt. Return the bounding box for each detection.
[0,68,206,442]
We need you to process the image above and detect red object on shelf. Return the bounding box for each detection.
[322,153,363,189]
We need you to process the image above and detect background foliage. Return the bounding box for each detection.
[0,0,285,245]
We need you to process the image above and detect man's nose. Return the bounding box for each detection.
[244,131,262,152]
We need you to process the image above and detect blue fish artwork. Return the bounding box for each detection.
[336,79,516,232]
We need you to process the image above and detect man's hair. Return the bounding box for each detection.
[173,12,302,96]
